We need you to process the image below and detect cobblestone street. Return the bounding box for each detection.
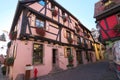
[34,61,118,80]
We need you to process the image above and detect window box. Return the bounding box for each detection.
[51,8,58,17]
[67,36,73,43]
[35,27,46,36]
[75,26,80,33]
[9,31,17,40]
[62,15,68,22]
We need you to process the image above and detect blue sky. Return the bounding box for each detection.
[0,0,99,55]
[0,0,99,33]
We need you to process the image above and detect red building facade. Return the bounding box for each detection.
[94,0,120,43]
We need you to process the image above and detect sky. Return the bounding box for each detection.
[0,0,99,55]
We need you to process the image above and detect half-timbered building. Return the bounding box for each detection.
[94,0,120,44]
[7,0,96,79]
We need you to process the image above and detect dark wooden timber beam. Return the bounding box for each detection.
[23,5,75,33]
[20,8,29,36]
[98,22,111,41]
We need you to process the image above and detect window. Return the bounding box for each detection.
[35,19,45,28]
[66,31,71,38]
[64,47,72,58]
[38,0,46,6]
[67,48,71,57]
[33,43,43,65]
[77,37,81,44]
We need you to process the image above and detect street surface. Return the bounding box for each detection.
[36,60,118,80]
[0,61,118,80]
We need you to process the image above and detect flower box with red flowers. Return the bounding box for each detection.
[35,27,46,36]
[51,8,58,17]
[62,15,68,22]
[75,26,80,33]
[67,36,73,43]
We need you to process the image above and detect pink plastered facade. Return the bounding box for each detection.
[7,0,96,80]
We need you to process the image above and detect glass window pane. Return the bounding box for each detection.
[35,19,44,28]
[33,44,43,65]
[39,0,45,6]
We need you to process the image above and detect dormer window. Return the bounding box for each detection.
[35,18,45,28]
[38,0,46,6]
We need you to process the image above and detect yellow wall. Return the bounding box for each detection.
[94,43,105,60]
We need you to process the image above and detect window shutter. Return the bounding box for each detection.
[64,47,67,58]
[63,29,67,38]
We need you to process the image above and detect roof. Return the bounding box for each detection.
[10,0,91,33]
[94,0,120,20]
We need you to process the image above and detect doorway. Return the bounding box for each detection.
[52,49,58,65]
[76,50,83,65]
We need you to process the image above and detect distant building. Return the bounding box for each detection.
[91,28,105,60]
[91,28,100,42]
[7,0,96,79]
[0,33,6,41]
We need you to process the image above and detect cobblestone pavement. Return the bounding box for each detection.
[35,61,118,80]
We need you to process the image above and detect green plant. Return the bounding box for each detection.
[67,36,73,43]
[9,31,17,40]
[2,66,6,75]
[6,57,15,66]
[113,24,120,33]
[68,55,73,62]
[67,54,74,68]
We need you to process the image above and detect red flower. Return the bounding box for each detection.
[52,9,58,17]
[62,15,68,22]
[36,27,45,36]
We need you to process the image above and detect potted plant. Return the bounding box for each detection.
[35,27,46,36]
[67,36,73,43]
[1,66,6,75]
[51,8,58,17]
[62,15,68,22]
[75,26,80,33]
[67,54,74,68]
[9,31,17,40]
[6,57,15,66]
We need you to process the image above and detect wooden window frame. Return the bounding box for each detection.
[33,43,44,65]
